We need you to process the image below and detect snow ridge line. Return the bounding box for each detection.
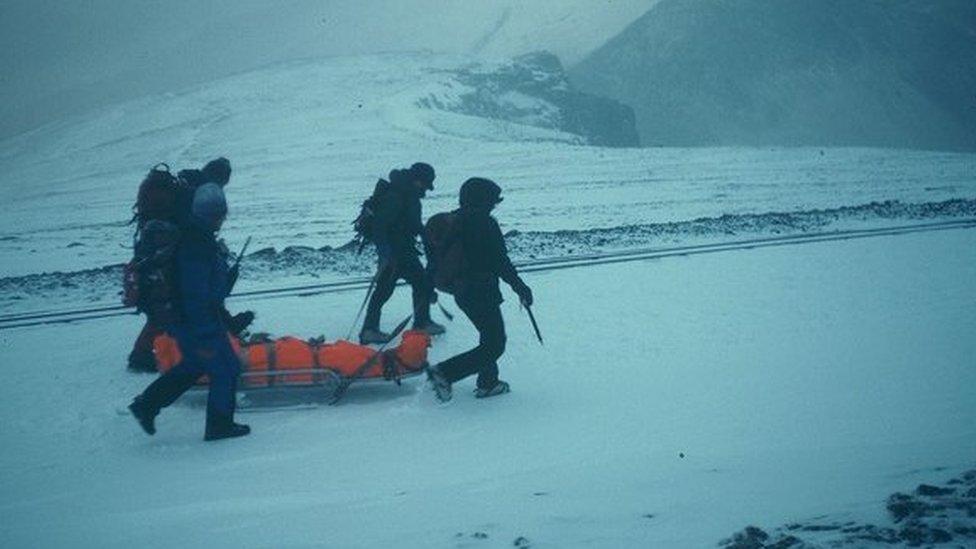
[1,218,973,331]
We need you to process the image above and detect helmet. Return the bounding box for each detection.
[459,177,503,208]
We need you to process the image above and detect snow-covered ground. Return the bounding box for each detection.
[1,49,975,548]
[1,228,974,548]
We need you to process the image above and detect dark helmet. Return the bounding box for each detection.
[202,157,232,186]
[459,177,503,208]
[409,162,435,190]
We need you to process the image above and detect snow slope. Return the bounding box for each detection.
[1,228,974,547]
[1,53,974,283]
[0,0,658,139]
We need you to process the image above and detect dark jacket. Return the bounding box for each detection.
[372,172,425,260]
[457,206,524,304]
[175,223,231,344]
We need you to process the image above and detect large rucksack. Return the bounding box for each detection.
[424,211,465,294]
[351,178,392,253]
[123,164,184,323]
[132,163,181,229]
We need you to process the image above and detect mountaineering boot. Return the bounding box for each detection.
[359,328,393,345]
[127,350,158,374]
[414,320,446,336]
[475,380,510,399]
[128,395,158,435]
[204,413,251,441]
[426,363,452,402]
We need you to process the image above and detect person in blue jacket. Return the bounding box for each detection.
[128,183,250,441]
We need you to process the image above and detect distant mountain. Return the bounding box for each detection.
[570,0,976,151]
[419,52,639,147]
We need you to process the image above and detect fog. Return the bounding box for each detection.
[0,0,656,139]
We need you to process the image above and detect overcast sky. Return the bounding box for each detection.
[0,0,656,139]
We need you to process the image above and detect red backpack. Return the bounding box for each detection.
[424,211,465,294]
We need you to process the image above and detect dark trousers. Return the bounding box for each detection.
[363,254,432,330]
[139,331,241,419]
[129,319,163,365]
[439,295,506,389]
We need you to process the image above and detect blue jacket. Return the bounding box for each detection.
[175,223,231,344]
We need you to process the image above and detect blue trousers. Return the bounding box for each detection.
[141,330,241,418]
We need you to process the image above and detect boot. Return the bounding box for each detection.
[204,413,251,441]
[359,328,393,345]
[128,395,158,435]
[413,320,446,336]
[426,363,452,402]
[475,380,510,399]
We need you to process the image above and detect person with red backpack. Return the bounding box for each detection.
[357,162,445,344]
[424,178,533,402]
[126,158,253,372]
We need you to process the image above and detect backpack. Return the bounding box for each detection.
[123,164,184,323]
[351,178,392,253]
[424,211,465,294]
[132,163,181,229]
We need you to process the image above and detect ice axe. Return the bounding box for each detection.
[523,302,543,346]
[234,236,252,269]
[227,236,252,291]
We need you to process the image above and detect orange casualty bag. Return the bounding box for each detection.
[317,340,384,377]
[394,330,431,374]
[153,330,431,387]
[272,337,316,384]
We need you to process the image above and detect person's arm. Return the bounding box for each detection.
[370,191,401,263]
[486,217,533,305]
[178,249,224,343]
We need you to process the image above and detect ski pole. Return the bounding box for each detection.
[525,304,544,345]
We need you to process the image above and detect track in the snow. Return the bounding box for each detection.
[1,218,974,331]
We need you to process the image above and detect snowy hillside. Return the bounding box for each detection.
[571,0,976,151]
[0,0,658,139]
[1,52,974,315]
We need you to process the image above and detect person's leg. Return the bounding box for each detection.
[204,338,241,419]
[139,359,203,411]
[203,338,250,440]
[128,319,163,371]
[363,263,398,331]
[400,255,432,326]
[129,354,204,434]
[472,303,506,390]
[438,298,503,385]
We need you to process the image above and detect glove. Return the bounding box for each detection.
[514,282,533,307]
[429,290,439,304]
[227,310,256,336]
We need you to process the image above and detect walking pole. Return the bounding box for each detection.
[330,313,412,404]
[436,301,455,321]
[346,271,379,341]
